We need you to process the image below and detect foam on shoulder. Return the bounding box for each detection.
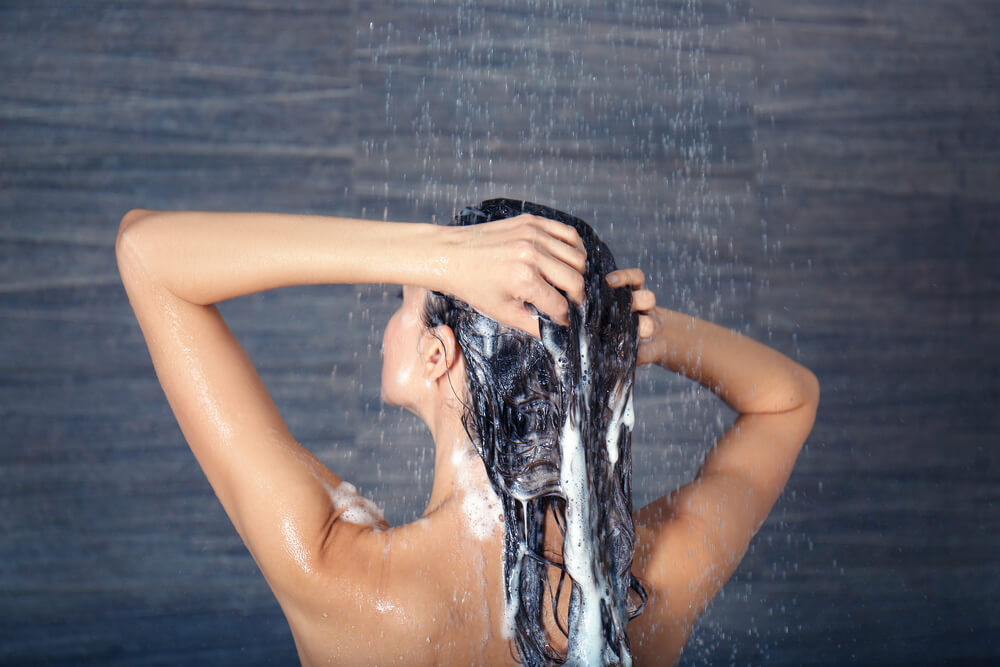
[327,480,386,527]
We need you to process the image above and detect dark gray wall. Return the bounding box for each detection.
[1,0,997,664]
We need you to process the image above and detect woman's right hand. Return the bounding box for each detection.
[606,268,661,366]
[439,214,588,339]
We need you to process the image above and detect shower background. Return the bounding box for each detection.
[1,0,997,664]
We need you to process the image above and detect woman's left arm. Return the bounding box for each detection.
[114,208,585,603]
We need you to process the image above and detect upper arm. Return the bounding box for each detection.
[633,375,819,621]
[115,210,385,598]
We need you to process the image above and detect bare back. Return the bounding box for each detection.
[116,208,818,666]
[281,505,696,666]
[278,510,515,666]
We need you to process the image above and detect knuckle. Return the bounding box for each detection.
[516,264,536,286]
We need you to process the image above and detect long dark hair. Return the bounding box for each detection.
[422,198,646,666]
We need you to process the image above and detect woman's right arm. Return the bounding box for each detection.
[117,210,585,337]
[609,269,820,625]
[115,209,586,612]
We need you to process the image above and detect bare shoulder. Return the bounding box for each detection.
[275,521,418,664]
[284,518,474,666]
[626,514,700,664]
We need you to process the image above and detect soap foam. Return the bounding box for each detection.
[453,440,503,541]
[605,380,634,467]
[501,502,530,640]
[327,480,386,527]
[536,300,635,666]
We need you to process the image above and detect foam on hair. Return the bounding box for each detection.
[422,199,646,666]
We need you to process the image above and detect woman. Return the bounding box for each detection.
[116,198,819,666]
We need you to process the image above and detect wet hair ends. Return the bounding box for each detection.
[422,199,647,666]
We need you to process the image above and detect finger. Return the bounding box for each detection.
[523,278,572,328]
[513,304,543,340]
[535,252,586,306]
[536,217,587,257]
[631,289,656,312]
[638,314,655,339]
[606,268,645,289]
[530,223,586,273]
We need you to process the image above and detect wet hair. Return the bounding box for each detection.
[422,198,646,666]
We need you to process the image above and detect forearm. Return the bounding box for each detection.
[115,210,449,304]
[649,306,818,414]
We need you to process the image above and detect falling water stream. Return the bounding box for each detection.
[3,1,986,664]
[347,0,785,662]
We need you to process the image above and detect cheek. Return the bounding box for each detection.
[393,320,419,387]
[381,312,421,402]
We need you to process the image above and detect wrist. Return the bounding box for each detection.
[355,220,445,289]
[651,307,703,375]
[413,223,468,296]
[389,222,446,293]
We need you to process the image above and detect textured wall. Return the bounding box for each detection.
[1,0,997,664]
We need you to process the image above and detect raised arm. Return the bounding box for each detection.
[117,209,586,336]
[607,268,819,627]
[114,208,586,607]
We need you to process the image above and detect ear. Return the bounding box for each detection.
[418,324,462,382]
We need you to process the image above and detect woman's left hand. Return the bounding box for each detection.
[606,267,660,366]
[437,214,588,339]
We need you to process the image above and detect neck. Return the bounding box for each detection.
[421,405,503,542]
[423,408,473,515]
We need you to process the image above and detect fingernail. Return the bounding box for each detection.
[606,273,621,286]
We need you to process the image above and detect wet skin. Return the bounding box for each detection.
[116,209,819,665]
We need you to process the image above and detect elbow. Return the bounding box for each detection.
[115,209,156,266]
[117,208,154,243]
[118,208,154,235]
[763,364,820,415]
[800,367,820,409]
[773,365,819,414]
